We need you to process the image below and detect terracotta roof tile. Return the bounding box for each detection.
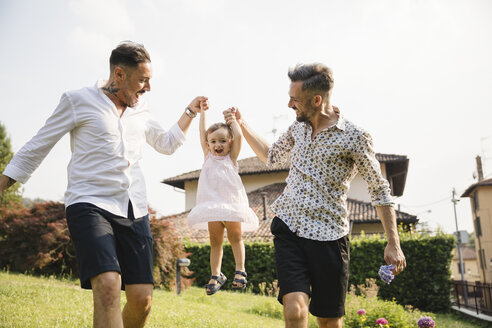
[453,246,477,260]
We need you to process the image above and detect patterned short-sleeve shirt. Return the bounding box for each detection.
[267,114,394,241]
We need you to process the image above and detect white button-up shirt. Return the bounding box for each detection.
[267,115,394,241]
[3,81,185,218]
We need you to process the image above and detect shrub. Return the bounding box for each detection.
[0,202,76,275]
[151,213,192,290]
[0,202,190,290]
[350,231,455,312]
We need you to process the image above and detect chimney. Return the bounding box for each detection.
[261,192,268,220]
[476,155,484,181]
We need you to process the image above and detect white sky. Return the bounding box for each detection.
[1,0,491,234]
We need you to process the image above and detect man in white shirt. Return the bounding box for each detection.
[0,41,206,328]
[224,63,406,328]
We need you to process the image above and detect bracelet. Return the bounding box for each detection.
[185,107,197,118]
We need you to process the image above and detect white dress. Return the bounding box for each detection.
[187,153,259,231]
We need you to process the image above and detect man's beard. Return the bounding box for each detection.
[295,105,317,123]
[296,112,309,122]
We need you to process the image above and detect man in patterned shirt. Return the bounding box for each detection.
[223,63,406,328]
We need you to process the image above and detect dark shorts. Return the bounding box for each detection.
[65,202,154,290]
[270,217,350,318]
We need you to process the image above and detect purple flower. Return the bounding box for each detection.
[379,264,395,284]
[357,309,366,315]
[376,318,388,325]
[418,316,435,328]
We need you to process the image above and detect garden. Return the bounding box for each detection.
[0,201,490,327]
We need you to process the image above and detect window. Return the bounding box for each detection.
[480,249,487,270]
[475,217,482,237]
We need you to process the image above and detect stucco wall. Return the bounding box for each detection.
[471,186,492,283]
[347,163,387,202]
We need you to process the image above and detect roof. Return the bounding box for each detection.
[161,182,418,243]
[162,154,409,196]
[453,246,477,261]
[461,178,492,197]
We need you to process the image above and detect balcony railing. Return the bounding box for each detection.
[452,280,492,316]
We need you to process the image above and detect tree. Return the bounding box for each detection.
[0,121,22,206]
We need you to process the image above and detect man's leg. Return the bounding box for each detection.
[122,284,153,328]
[283,292,309,328]
[308,236,350,328]
[317,317,343,328]
[66,203,124,328]
[270,217,312,328]
[91,271,123,328]
[283,293,343,328]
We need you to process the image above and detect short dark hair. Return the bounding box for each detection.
[205,123,233,141]
[288,63,334,95]
[109,41,151,70]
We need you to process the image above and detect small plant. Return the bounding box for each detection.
[258,282,267,295]
[354,278,380,298]
[417,316,435,327]
[375,317,388,327]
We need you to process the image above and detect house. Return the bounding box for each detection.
[161,154,417,242]
[451,246,480,282]
[461,174,492,284]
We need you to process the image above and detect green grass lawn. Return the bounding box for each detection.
[0,272,489,328]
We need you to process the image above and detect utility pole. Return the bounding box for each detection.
[452,188,468,303]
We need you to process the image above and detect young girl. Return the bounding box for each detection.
[187,104,259,295]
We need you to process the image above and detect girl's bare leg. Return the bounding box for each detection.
[207,221,225,291]
[225,221,246,287]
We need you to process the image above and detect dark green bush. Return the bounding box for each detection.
[186,231,455,312]
[349,232,455,313]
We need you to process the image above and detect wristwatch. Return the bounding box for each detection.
[185,107,197,118]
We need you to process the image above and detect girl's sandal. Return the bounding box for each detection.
[231,270,247,290]
[205,272,227,296]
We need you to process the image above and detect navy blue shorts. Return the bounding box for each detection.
[270,217,350,318]
[65,202,154,290]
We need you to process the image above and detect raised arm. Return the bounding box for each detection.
[226,107,242,165]
[177,96,208,134]
[223,108,271,164]
[147,96,209,155]
[199,99,210,157]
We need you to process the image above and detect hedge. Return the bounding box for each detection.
[350,232,455,313]
[185,231,455,312]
